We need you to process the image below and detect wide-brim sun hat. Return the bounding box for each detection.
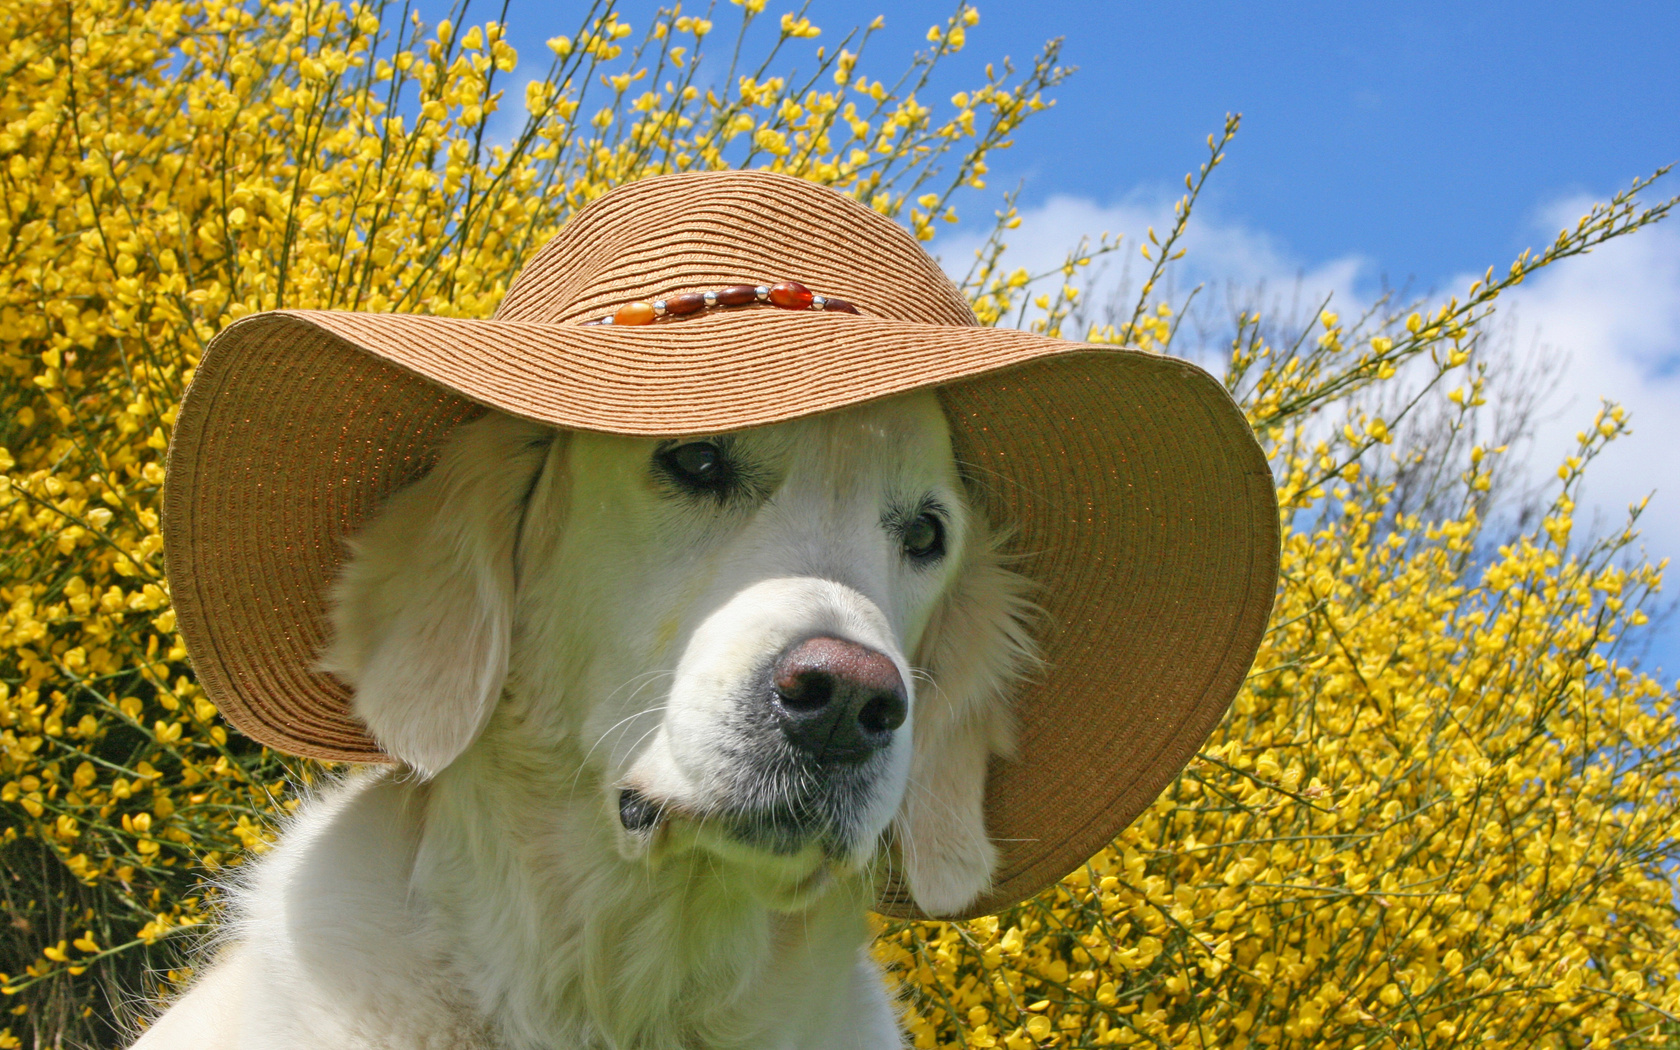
[163,168,1279,919]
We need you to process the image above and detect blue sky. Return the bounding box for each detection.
[945,1,1680,286]
[477,0,1680,676]
[485,0,1678,289]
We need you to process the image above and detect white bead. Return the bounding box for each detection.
[811,295,827,311]
[652,300,667,316]
[703,290,719,307]
[755,285,771,302]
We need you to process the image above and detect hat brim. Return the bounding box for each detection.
[164,307,1278,918]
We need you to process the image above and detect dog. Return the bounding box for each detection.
[134,390,1038,1048]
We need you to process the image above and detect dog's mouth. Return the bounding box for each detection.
[617,785,862,860]
[618,787,666,833]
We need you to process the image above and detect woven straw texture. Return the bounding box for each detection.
[163,170,1279,918]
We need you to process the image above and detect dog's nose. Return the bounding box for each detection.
[771,637,907,764]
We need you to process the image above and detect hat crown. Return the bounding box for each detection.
[493,170,977,327]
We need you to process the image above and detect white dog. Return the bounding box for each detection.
[135,390,1037,1049]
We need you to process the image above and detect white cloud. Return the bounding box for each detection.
[933,193,1371,338]
[1471,199,1680,554]
[942,191,1680,674]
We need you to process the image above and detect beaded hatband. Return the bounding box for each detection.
[581,280,858,326]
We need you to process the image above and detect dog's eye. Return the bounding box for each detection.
[657,440,733,495]
[902,512,945,562]
[669,442,721,481]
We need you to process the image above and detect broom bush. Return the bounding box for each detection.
[0,0,1675,1045]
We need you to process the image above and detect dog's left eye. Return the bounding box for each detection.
[657,440,734,496]
[902,512,946,562]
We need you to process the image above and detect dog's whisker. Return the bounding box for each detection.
[565,701,672,804]
[598,667,680,706]
[561,669,678,802]
[585,692,672,760]
[601,721,668,796]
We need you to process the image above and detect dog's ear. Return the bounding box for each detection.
[897,515,1039,917]
[320,413,559,777]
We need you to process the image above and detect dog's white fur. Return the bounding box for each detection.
[134,393,1037,1049]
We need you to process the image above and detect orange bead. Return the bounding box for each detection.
[614,301,656,326]
[769,281,813,309]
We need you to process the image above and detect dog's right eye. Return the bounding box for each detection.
[656,440,734,496]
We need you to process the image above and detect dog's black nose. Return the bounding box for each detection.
[771,636,907,764]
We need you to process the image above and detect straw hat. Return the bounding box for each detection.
[163,169,1278,919]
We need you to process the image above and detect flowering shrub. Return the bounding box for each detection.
[0,0,1675,1046]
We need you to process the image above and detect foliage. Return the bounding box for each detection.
[0,0,1675,1046]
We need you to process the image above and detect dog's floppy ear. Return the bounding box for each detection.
[897,514,1039,917]
[320,413,559,777]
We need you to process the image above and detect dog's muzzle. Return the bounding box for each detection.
[616,634,910,854]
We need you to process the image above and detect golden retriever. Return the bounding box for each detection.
[134,391,1036,1048]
